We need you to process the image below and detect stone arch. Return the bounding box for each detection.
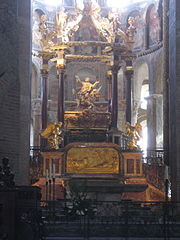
[34,8,45,17]
[146,4,155,24]
[133,62,149,106]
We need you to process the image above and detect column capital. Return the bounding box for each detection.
[56,65,66,74]
[146,93,163,100]
[41,68,49,77]
[125,69,134,76]
[111,65,121,74]
[38,51,55,62]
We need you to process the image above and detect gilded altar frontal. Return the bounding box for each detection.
[67,146,119,174]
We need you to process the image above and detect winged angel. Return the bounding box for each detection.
[41,122,63,150]
[125,122,143,150]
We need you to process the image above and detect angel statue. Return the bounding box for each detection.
[125,122,142,150]
[41,122,63,150]
[73,75,101,109]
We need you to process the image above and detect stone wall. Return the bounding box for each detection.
[169,0,180,201]
[0,0,31,185]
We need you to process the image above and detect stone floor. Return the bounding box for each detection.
[45,238,180,240]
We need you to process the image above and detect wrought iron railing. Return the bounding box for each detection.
[143,149,165,165]
[40,199,180,239]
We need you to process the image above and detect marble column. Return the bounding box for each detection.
[111,65,120,128]
[146,93,163,150]
[39,52,54,130]
[146,94,156,151]
[41,62,49,130]
[32,99,41,146]
[39,53,53,149]
[57,67,65,123]
[125,69,133,124]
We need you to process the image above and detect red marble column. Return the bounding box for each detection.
[41,65,48,130]
[125,69,133,124]
[57,67,65,124]
[39,53,52,149]
[111,65,120,128]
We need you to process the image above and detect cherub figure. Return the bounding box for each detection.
[41,122,63,150]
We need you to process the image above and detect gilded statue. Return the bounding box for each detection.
[85,1,136,49]
[39,15,48,40]
[126,16,136,42]
[56,8,67,29]
[55,7,84,42]
[74,75,101,109]
[41,122,63,150]
[125,122,142,150]
[38,9,82,49]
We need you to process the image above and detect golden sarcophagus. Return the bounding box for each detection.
[64,110,111,129]
[65,142,121,174]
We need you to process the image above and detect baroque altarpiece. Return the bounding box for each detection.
[31,0,166,201]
